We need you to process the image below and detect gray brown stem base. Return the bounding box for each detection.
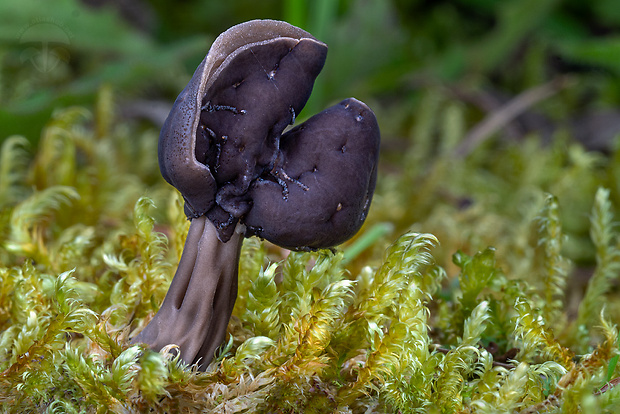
[131,216,242,369]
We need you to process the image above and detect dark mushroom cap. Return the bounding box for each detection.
[244,98,380,249]
[159,20,325,222]
[199,32,327,238]
[159,19,380,250]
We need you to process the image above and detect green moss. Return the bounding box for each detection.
[1,92,620,413]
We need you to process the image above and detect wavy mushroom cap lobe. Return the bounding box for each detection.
[198,34,327,235]
[158,20,326,222]
[244,98,380,250]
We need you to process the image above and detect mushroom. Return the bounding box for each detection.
[132,19,380,369]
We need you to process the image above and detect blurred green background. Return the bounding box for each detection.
[2,0,620,275]
[3,0,619,143]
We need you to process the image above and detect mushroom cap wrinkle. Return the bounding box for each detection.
[159,19,380,250]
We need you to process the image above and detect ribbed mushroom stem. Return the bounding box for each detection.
[132,216,242,369]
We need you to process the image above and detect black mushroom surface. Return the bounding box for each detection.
[244,97,380,249]
[133,19,380,368]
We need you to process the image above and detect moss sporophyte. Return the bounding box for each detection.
[131,19,381,369]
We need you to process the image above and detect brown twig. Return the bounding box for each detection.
[594,376,620,396]
[453,77,571,158]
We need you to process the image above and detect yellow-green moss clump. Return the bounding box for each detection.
[1,97,620,413]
